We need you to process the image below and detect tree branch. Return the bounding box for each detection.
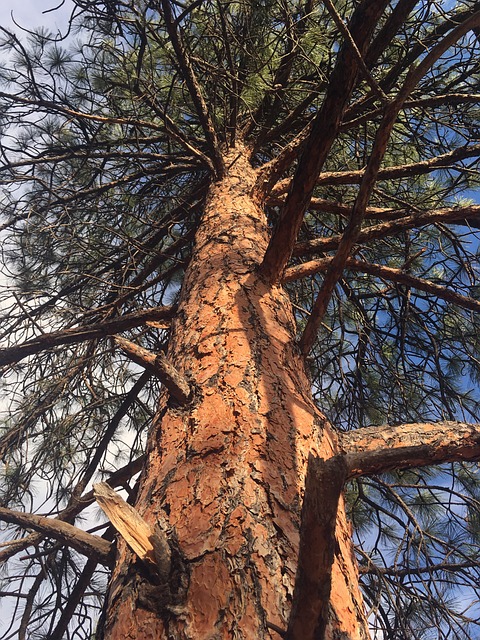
[160,0,223,177]
[298,8,480,354]
[260,0,390,282]
[48,558,99,640]
[267,194,394,220]
[339,421,480,478]
[94,482,170,581]
[0,455,146,564]
[271,142,480,196]
[359,559,480,578]
[343,93,480,131]
[291,204,480,258]
[322,0,388,104]
[286,454,348,640]
[114,337,191,405]
[0,507,112,565]
[284,256,480,315]
[0,306,175,368]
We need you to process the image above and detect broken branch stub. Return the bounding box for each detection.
[93,482,170,580]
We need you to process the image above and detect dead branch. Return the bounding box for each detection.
[0,507,112,565]
[114,336,191,405]
[0,306,175,368]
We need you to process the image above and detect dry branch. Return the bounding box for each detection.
[114,336,191,405]
[0,455,146,564]
[94,482,170,581]
[0,507,112,565]
[0,306,175,368]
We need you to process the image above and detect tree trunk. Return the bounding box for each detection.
[102,146,370,639]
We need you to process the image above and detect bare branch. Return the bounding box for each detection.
[0,456,146,564]
[322,0,388,104]
[0,306,175,367]
[48,558,99,640]
[339,421,480,478]
[114,337,192,405]
[94,482,170,581]
[286,454,348,640]
[0,507,112,565]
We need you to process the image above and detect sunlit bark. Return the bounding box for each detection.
[101,147,369,639]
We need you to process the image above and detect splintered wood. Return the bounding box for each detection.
[93,482,156,567]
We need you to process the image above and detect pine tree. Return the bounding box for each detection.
[1,0,480,638]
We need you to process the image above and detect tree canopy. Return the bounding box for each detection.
[1,0,480,638]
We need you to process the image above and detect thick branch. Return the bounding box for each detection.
[284,257,480,315]
[0,507,112,565]
[322,0,388,103]
[260,0,389,282]
[339,421,480,478]
[0,306,175,367]
[298,8,480,354]
[286,455,348,640]
[114,336,191,405]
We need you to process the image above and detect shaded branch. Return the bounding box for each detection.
[359,559,480,578]
[286,454,348,640]
[322,0,388,104]
[267,194,394,220]
[0,306,175,368]
[0,507,113,565]
[292,204,480,258]
[160,0,223,176]
[284,257,480,315]
[114,337,191,405]
[343,93,480,131]
[48,558,99,640]
[259,0,390,282]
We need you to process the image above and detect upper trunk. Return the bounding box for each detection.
[101,146,369,639]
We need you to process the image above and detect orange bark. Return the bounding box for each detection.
[102,147,369,639]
